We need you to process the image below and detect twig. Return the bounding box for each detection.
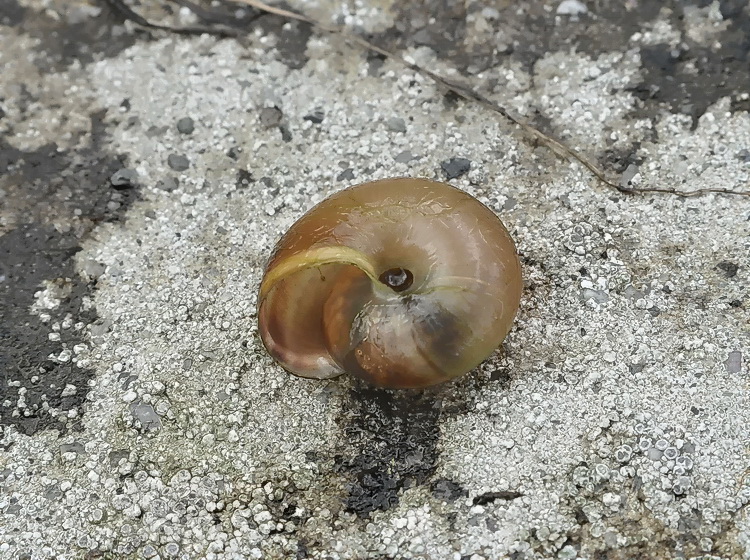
[101,0,241,37]
[105,0,750,198]
[230,0,750,198]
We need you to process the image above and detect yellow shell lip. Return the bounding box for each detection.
[256,177,523,389]
[259,246,379,304]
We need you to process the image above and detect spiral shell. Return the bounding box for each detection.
[258,178,522,389]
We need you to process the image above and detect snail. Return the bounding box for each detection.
[257,178,522,389]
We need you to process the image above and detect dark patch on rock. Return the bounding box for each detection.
[336,168,355,182]
[303,110,325,124]
[156,176,178,192]
[631,6,750,126]
[382,0,749,142]
[629,362,646,374]
[441,157,471,179]
[0,0,27,26]
[0,110,140,436]
[236,169,254,188]
[366,52,387,76]
[431,478,467,502]
[716,260,739,278]
[0,227,95,436]
[259,106,283,128]
[10,2,140,72]
[604,145,647,175]
[260,18,312,70]
[279,125,293,143]
[473,490,523,505]
[373,0,472,66]
[490,367,512,387]
[336,386,441,516]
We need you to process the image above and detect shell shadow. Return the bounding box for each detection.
[334,381,453,516]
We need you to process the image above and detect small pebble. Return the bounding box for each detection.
[725,351,742,373]
[394,150,415,163]
[176,117,195,134]
[441,157,471,179]
[259,106,283,128]
[131,403,162,430]
[303,110,324,124]
[385,117,406,133]
[167,154,190,171]
[110,168,138,189]
[337,168,355,182]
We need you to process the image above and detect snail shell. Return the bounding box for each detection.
[258,178,522,389]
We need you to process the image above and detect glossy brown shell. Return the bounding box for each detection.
[257,178,522,389]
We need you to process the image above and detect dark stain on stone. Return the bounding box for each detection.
[236,168,254,188]
[380,0,749,138]
[473,490,523,505]
[716,260,739,278]
[0,0,27,27]
[373,0,494,72]
[431,478,467,502]
[258,17,312,70]
[0,227,92,436]
[9,2,140,72]
[335,384,442,516]
[440,157,471,180]
[0,110,140,435]
[620,2,749,127]
[603,144,646,175]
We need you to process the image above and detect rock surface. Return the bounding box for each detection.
[1,1,749,559]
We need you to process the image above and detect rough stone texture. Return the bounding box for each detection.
[1,1,749,559]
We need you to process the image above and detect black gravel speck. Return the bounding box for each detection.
[472,490,523,505]
[176,117,195,134]
[337,168,355,182]
[167,154,190,171]
[303,109,325,124]
[717,261,739,278]
[259,106,283,128]
[236,169,254,188]
[441,157,471,179]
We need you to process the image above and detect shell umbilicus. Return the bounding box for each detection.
[257,178,522,389]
